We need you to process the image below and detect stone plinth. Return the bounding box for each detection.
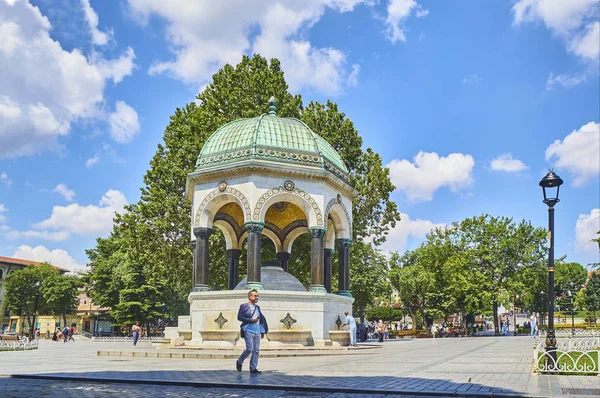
[329,330,350,346]
[266,330,313,347]
[181,290,353,348]
[199,330,240,347]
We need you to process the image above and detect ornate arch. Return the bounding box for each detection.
[324,197,352,238]
[193,186,252,228]
[253,186,323,227]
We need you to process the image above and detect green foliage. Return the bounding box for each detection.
[349,242,389,321]
[364,306,402,323]
[3,264,80,331]
[554,260,588,296]
[584,272,600,317]
[86,54,399,320]
[390,215,547,332]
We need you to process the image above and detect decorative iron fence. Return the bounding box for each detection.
[534,336,599,375]
[540,329,600,338]
[91,336,166,342]
[0,338,39,351]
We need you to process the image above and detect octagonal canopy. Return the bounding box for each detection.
[194,97,348,181]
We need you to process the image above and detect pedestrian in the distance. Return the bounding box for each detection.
[132,321,142,346]
[341,311,357,347]
[377,320,384,343]
[236,289,268,374]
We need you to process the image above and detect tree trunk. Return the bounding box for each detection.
[146,321,151,338]
[359,298,364,323]
[493,302,499,335]
[411,312,417,331]
[62,312,67,328]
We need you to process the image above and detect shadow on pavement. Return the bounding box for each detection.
[11,369,528,397]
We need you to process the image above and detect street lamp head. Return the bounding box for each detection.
[34,281,41,288]
[539,170,563,207]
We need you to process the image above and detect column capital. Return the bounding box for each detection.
[335,238,353,248]
[226,249,242,258]
[193,227,213,239]
[308,227,327,238]
[244,221,264,233]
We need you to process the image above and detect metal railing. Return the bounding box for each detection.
[0,338,39,351]
[539,329,600,338]
[534,336,599,374]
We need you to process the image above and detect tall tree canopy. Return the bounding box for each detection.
[3,264,81,332]
[390,215,547,332]
[87,55,400,320]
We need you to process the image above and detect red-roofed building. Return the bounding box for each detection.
[0,256,70,332]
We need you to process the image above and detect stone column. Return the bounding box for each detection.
[193,227,212,291]
[227,249,242,290]
[324,248,334,293]
[245,222,264,290]
[336,238,352,297]
[191,240,197,288]
[276,252,291,272]
[309,227,327,292]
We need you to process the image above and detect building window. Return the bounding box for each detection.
[0,269,3,280]
[84,300,87,305]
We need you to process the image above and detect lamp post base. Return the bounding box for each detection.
[545,328,558,369]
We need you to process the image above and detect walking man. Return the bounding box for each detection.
[236,289,268,374]
[341,311,357,347]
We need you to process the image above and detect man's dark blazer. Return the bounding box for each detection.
[238,302,269,334]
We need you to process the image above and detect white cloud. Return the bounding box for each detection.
[463,74,481,84]
[86,155,100,167]
[53,183,76,201]
[490,153,528,172]
[4,229,70,241]
[575,208,600,262]
[512,0,599,61]
[387,151,475,202]
[80,0,111,46]
[12,244,83,271]
[109,101,140,143]
[0,203,7,224]
[545,121,600,186]
[127,0,363,95]
[34,190,127,236]
[546,72,586,90]
[0,0,136,158]
[379,212,446,253]
[0,172,12,186]
[385,0,428,43]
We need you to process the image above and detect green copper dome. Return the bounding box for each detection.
[194,97,349,180]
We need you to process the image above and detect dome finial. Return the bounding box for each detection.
[268,96,277,116]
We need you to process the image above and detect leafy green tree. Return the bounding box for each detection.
[87,54,400,317]
[452,216,546,334]
[554,260,588,297]
[3,264,80,333]
[584,272,600,323]
[349,242,389,322]
[43,274,82,327]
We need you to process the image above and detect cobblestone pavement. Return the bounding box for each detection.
[0,377,426,398]
[1,337,598,397]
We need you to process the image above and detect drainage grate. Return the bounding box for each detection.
[562,388,600,396]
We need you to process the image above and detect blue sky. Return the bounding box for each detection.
[0,0,598,271]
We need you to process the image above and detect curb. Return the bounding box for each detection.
[96,349,374,359]
[10,374,540,397]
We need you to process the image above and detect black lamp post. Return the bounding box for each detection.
[30,281,41,338]
[539,170,563,366]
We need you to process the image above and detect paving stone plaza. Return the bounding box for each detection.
[1,336,598,397]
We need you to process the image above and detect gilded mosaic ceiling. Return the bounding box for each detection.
[265,202,306,230]
[217,202,245,227]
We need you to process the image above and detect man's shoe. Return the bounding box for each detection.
[236,362,242,372]
[250,369,262,374]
